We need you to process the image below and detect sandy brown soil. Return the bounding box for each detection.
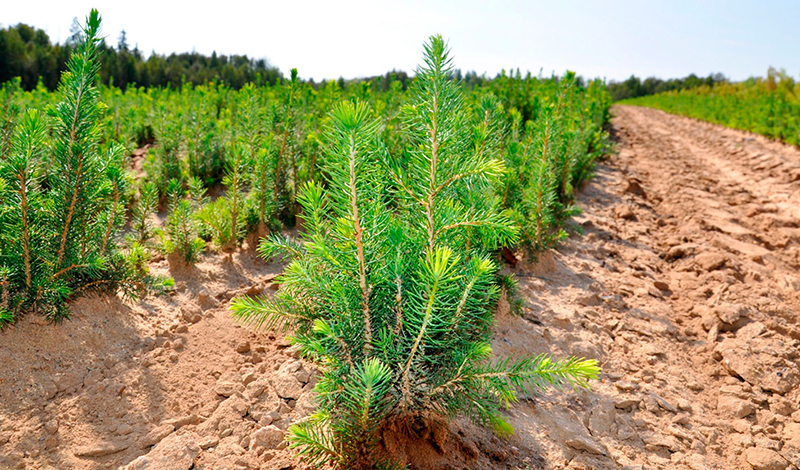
[1,104,800,470]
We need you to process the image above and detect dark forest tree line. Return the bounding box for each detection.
[607,72,727,102]
[0,21,283,91]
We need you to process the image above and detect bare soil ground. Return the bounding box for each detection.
[1,104,800,470]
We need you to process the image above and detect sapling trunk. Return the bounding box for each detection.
[5,110,46,288]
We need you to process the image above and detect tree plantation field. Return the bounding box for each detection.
[2,9,800,470]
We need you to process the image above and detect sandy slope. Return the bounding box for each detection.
[1,104,799,470]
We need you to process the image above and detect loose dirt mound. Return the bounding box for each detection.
[2,105,799,469]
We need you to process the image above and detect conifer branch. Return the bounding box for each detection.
[447,258,490,335]
[102,164,123,256]
[7,110,46,289]
[102,185,120,255]
[288,415,341,466]
[393,272,404,336]
[20,172,32,288]
[50,263,89,281]
[401,247,453,410]
[56,158,84,268]
[425,96,439,254]
[348,133,373,353]
[389,169,424,205]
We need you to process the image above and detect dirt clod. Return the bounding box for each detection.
[744,447,791,470]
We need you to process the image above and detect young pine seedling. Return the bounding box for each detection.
[0,10,151,321]
[232,36,599,469]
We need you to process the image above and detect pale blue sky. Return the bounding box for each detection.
[4,0,799,82]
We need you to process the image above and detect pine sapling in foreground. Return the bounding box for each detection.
[0,10,155,322]
[232,36,599,469]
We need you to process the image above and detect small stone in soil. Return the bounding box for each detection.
[44,419,59,434]
[694,252,727,271]
[653,280,670,291]
[717,395,755,418]
[214,381,245,397]
[73,442,129,457]
[139,423,175,448]
[252,425,286,450]
[614,205,636,220]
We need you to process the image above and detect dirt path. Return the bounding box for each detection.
[494,105,800,470]
[1,105,799,470]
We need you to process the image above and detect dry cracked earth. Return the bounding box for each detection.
[1,104,800,470]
